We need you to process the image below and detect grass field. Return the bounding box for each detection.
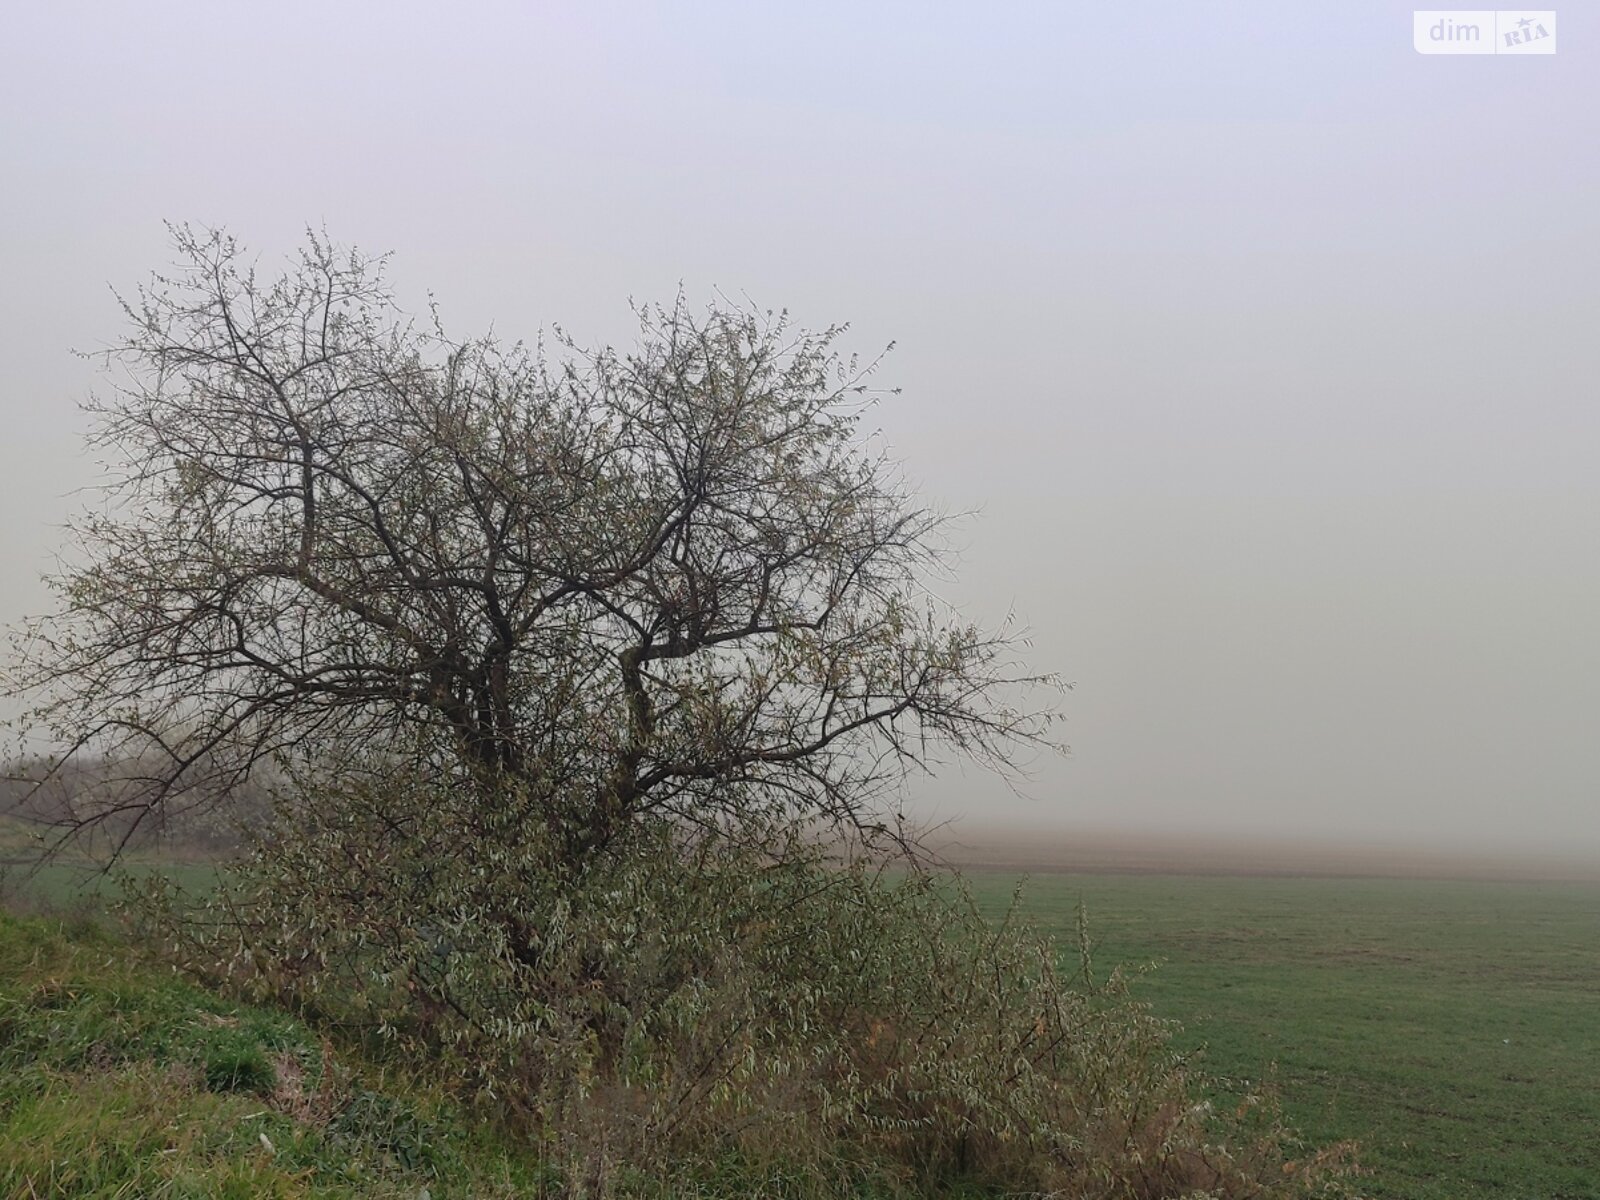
[1,814,229,913]
[1,860,226,912]
[6,824,1599,1199]
[962,866,1600,1200]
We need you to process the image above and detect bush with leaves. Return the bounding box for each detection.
[135,775,1356,1199]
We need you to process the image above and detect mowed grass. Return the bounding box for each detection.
[1,815,229,915]
[1,860,227,913]
[964,869,1600,1200]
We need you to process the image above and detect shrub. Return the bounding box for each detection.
[135,776,1358,1199]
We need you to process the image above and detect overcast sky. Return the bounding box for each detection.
[2,2,1596,855]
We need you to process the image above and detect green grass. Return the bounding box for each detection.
[6,838,1598,1198]
[965,870,1600,1200]
[1,814,228,916]
[0,911,567,1199]
[2,860,226,913]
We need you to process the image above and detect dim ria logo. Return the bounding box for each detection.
[1414,10,1556,53]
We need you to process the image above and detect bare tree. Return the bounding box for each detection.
[7,226,1059,863]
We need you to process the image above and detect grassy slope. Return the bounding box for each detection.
[965,870,1600,1200]
[0,911,561,1199]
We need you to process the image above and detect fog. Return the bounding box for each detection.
[2,2,1596,858]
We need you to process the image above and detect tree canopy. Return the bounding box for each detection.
[10,227,1058,861]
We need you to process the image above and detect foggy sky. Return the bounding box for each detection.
[2,2,1596,855]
